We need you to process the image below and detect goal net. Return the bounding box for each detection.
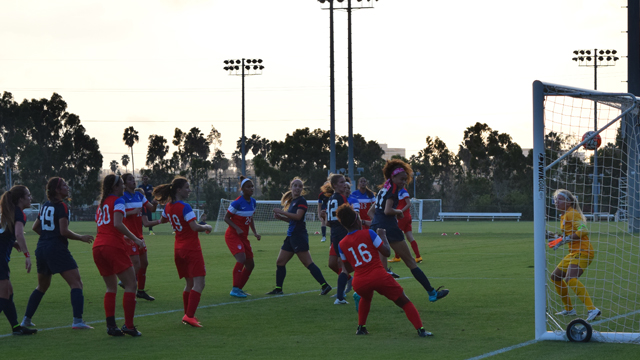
[533,81,640,343]
[213,198,442,235]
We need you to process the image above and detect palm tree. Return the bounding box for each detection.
[121,154,130,173]
[123,126,139,177]
[109,160,119,173]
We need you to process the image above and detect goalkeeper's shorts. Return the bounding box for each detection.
[557,252,593,271]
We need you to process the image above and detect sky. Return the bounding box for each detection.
[0,0,631,172]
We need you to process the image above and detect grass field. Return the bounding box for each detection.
[2,221,639,359]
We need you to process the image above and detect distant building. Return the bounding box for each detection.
[379,143,406,160]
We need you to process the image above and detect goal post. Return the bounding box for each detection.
[533,80,640,343]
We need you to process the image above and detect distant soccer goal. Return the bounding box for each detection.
[533,81,640,343]
[213,198,442,235]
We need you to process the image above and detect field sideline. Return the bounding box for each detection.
[2,221,638,359]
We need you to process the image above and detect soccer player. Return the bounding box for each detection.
[120,174,158,301]
[336,204,432,337]
[138,175,155,235]
[0,185,37,335]
[22,177,94,330]
[348,177,375,229]
[93,174,144,336]
[369,159,449,302]
[135,187,163,300]
[317,183,331,242]
[549,189,600,321]
[154,177,212,327]
[224,176,260,298]
[267,177,332,295]
[323,174,352,304]
[388,185,422,264]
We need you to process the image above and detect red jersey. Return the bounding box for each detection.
[396,188,411,218]
[338,229,386,278]
[226,196,257,236]
[122,190,149,239]
[94,195,127,250]
[162,201,201,251]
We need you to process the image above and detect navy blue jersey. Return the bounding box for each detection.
[286,196,308,236]
[318,192,330,211]
[38,201,70,247]
[138,183,154,202]
[0,207,26,262]
[371,183,400,229]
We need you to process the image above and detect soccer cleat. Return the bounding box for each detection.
[387,268,400,279]
[415,257,423,263]
[320,283,332,295]
[586,308,602,321]
[230,287,247,298]
[239,289,251,297]
[388,257,402,263]
[12,325,38,335]
[353,292,361,312]
[107,326,124,336]
[182,315,202,328]
[345,277,353,295]
[428,286,450,302]
[20,317,35,327]
[555,309,577,316]
[149,231,155,235]
[417,327,433,337]
[121,325,142,337]
[356,325,369,335]
[334,298,349,305]
[321,237,326,242]
[72,320,94,330]
[266,287,283,295]
[136,290,156,301]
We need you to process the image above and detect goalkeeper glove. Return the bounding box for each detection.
[552,236,572,250]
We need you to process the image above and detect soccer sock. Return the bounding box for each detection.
[186,290,201,318]
[553,279,572,310]
[307,263,327,286]
[321,226,326,237]
[568,278,595,311]
[337,272,348,301]
[137,266,147,290]
[239,266,253,289]
[410,267,434,293]
[123,292,136,328]
[70,288,84,319]
[276,265,286,288]
[401,302,423,330]
[104,291,116,319]
[182,291,190,315]
[393,252,400,259]
[410,240,421,258]
[24,289,45,319]
[358,296,371,325]
[232,262,244,288]
[0,297,18,327]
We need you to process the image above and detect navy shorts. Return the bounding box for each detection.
[330,226,348,255]
[370,223,405,243]
[0,257,10,281]
[281,232,310,253]
[35,243,78,275]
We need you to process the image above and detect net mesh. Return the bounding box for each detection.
[542,85,640,342]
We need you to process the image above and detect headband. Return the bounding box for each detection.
[391,168,406,177]
[112,175,120,189]
[56,177,62,189]
[241,178,251,188]
[555,192,568,200]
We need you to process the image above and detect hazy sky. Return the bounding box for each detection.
[0,0,630,171]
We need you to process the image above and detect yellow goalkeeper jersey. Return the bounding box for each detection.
[561,207,594,257]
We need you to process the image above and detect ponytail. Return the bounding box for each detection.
[153,176,188,205]
[0,185,29,233]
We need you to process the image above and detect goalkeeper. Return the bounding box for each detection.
[549,189,600,322]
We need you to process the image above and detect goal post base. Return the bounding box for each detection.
[538,331,640,343]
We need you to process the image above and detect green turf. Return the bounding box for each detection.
[1,221,638,359]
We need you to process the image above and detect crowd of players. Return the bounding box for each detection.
[1,159,453,338]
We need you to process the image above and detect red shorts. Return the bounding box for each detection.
[329,243,337,257]
[174,248,206,279]
[124,237,140,256]
[353,269,405,302]
[93,245,133,277]
[397,216,412,233]
[225,230,254,259]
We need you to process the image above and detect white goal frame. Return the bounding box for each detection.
[533,80,640,343]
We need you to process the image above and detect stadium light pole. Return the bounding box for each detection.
[318,0,337,175]
[572,49,619,213]
[224,58,264,177]
[572,49,619,214]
